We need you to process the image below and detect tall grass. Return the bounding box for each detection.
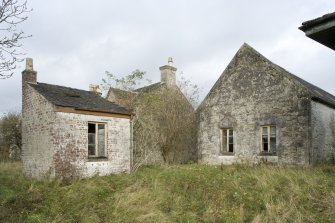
[0,162,334,222]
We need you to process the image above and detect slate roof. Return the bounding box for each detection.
[30,82,131,115]
[107,87,135,100]
[135,82,165,93]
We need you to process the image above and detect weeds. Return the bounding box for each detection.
[0,162,334,222]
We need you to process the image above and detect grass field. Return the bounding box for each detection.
[0,161,334,223]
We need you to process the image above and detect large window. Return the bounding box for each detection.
[88,123,106,157]
[221,128,234,154]
[261,126,276,153]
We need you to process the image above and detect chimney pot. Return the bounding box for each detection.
[168,57,173,66]
[25,58,33,71]
[89,84,102,96]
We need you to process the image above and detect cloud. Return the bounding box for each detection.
[0,0,334,114]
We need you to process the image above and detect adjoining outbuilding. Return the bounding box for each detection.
[197,43,335,165]
[22,58,132,179]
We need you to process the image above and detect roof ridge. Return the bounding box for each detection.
[37,82,91,93]
[135,82,163,91]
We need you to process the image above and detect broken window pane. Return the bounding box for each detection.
[228,143,234,153]
[88,123,95,134]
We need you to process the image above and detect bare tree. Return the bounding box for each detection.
[0,0,31,79]
[177,73,202,109]
[133,87,197,165]
[101,69,150,93]
[101,70,199,168]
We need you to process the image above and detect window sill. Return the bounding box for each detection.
[258,152,277,156]
[87,156,108,162]
[219,152,235,156]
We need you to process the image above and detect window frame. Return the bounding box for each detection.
[88,122,107,158]
[220,128,234,155]
[260,125,276,154]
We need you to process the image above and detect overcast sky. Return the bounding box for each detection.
[0,0,334,114]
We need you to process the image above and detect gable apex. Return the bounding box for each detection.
[197,43,335,111]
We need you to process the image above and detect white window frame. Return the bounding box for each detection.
[88,122,107,158]
[220,128,234,154]
[260,125,276,153]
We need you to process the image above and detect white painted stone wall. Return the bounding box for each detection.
[22,85,57,178]
[53,112,131,177]
[311,101,335,164]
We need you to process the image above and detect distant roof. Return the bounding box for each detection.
[30,82,131,115]
[135,82,165,93]
[299,12,335,50]
[108,87,135,100]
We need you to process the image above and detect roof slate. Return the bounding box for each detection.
[30,82,131,115]
[135,82,165,93]
[108,87,135,100]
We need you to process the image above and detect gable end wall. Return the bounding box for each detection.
[22,85,56,178]
[197,48,311,165]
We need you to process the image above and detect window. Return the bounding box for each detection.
[261,126,276,153]
[221,128,234,154]
[88,123,107,157]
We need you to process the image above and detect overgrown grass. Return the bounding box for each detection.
[0,162,334,223]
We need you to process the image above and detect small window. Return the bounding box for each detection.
[221,128,234,154]
[261,126,276,153]
[88,122,107,157]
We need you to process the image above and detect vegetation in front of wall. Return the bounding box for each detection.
[1,161,334,223]
[0,112,22,160]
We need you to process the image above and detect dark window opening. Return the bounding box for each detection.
[261,126,276,153]
[221,128,234,154]
[88,123,106,157]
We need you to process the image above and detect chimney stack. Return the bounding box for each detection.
[160,57,177,87]
[22,58,37,84]
[89,84,102,96]
[22,58,37,116]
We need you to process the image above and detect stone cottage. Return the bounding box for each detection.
[106,58,196,165]
[22,58,131,178]
[197,43,335,165]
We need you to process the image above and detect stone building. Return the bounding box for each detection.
[107,58,196,165]
[197,43,335,165]
[22,58,131,178]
